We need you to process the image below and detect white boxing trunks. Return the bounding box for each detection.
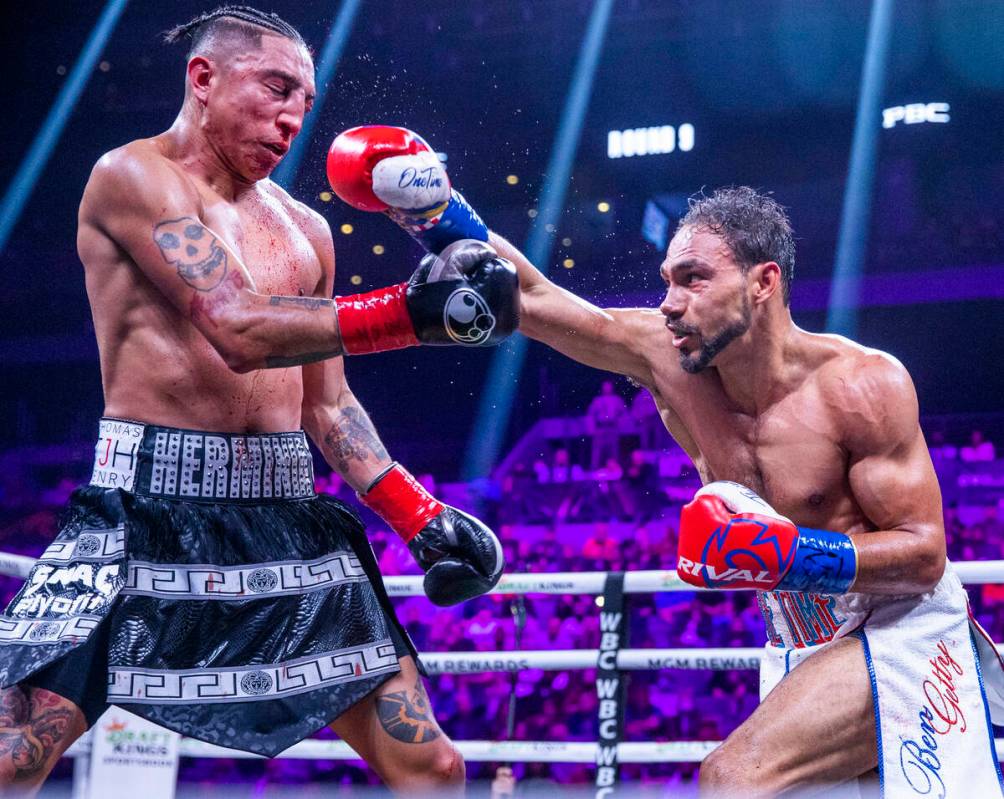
[759,564,1004,798]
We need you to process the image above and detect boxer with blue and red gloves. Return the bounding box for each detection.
[326,125,489,254]
[676,481,858,593]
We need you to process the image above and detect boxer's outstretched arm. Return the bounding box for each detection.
[489,233,663,385]
[841,353,946,594]
[80,145,346,371]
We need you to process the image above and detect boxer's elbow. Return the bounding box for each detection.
[199,312,262,373]
[911,532,947,592]
[216,337,260,373]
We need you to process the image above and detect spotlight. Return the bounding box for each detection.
[562,237,572,247]
[528,208,538,218]
[506,175,519,185]
[372,244,385,255]
[562,258,575,269]
[340,223,353,235]
[318,191,332,202]
[350,275,362,285]
[597,201,610,213]
[98,60,111,72]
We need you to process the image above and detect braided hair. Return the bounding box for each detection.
[164,5,307,58]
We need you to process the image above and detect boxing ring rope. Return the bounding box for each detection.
[1,552,1003,770]
[62,736,723,764]
[2,552,1002,589]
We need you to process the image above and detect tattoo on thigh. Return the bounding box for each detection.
[153,217,229,292]
[0,687,76,782]
[322,407,389,473]
[376,679,441,744]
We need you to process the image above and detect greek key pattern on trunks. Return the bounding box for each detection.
[107,640,400,703]
[121,552,368,600]
[0,615,102,644]
[36,527,126,563]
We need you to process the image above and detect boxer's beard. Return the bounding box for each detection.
[678,295,752,374]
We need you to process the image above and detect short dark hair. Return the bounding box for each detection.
[678,186,795,305]
[164,5,307,60]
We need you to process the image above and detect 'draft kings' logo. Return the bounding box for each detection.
[898,639,967,798]
[103,717,173,757]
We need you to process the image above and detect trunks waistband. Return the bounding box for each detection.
[89,418,315,502]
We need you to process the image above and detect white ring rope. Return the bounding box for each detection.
[61,734,1004,764]
[90,737,721,763]
[1,553,1002,592]
[421,647,764,673]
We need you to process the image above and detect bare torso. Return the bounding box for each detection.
[77,137,324,433]
[645,328,873,535]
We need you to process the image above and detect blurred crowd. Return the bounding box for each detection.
[0,398,1001,792]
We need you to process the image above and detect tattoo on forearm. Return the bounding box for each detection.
[376,679,441,744]
[264,349,342,368]
[190,270,245,327]
[262,299,340,366]
[0,686,76,782]
[268,295,333,311]
[322,406,390,473]
[153,217,229,291]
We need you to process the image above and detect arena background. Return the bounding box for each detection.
[1,1,1003,796]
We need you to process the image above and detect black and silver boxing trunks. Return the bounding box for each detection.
[0,418,416,756]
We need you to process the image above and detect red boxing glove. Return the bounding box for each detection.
[676,481,799,590]
[360,463,504,606]
[334,283,418,356]
[326,125,440,213]
[359,462,442,542]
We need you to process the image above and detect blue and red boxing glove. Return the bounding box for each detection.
[326,125,488,255]
[676,481,858,593]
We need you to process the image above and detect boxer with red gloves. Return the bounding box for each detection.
[360,463,504,606]
[676,481,858,593]
[326,125,489,254]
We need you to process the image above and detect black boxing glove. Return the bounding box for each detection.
[405,239,519,346]
[335,239,519,353]
[360,463,505,606]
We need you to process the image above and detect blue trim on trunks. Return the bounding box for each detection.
[967,625,1004,793]
[854,628,885,797]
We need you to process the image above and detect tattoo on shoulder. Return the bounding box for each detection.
[153,216,228,291]
[322,406,389,472]
[269,295,332,311]
[376,679,441,744]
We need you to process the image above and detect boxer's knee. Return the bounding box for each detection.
[699,744,735,796]
[426,739,465,785]
[699,738,777,798]
[383,739,465,795]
